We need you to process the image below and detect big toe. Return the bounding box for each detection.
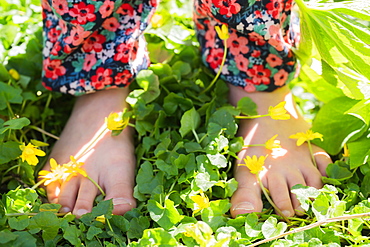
[105,181,136,215]
[231,166,263,218]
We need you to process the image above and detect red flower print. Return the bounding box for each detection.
[266,54,283,67]
[274,69,288,86]
[52,0,68,16]
[50,41,62,56]
[69,2,96,25]
[43,58,66,80]
[266,0,284,19]
[42,81,52,91]
[114,43,133,63]
[244,82,256,93]
[91,67,113,90]
[114,70,132,86]
[64,25,90,46]
[285,0,293,11]
[235,54,249,72]
[248,32,266,46]
[150,0,158,7]
[251,50,261,57]
[59,19,67,33]
[205,22,216,48]
[83,54,97,72]
[47,27,61,43]
[227,32,249,56]
[247,65,271,85]
[196,0,212,16]
[102,17,120,32]
[206,48,224,69]
[117,3,134,17]
[99,0,114,18]
[82,31,106,53]
[212,0,241,18]
[42,0,52,12]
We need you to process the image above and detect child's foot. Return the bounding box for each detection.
[43,88,136,217]
[228,85,332,218]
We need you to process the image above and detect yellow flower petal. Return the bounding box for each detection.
[268,102,290,120]
[9,68,20,81]
[215,24,230,40]
[19,143,46,166]
[240,155,267,174]
[191,193,210,215]
[105,110,130,131]
[265,134,281,150]
[289,130,324,146]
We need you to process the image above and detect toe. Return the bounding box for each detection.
[231,166,263,218]
[312,146,332,176]
[57,177,80,213]
[46,181,62,204]
[268,174,295,218]
[104,181,136,215]
[72,178,98,218]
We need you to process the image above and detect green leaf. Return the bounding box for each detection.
[261,216,287,239]
[244,213,262,238]
[29,212,60,242]
[291,184,320,211]
[127,216,150,239]
[0,230,17,244]
[0,81,23,110]
[312,97,367,155]
[326,161,353,181]
[5,188,39,214]
[138,228,178,246]
[179,107,200,137]
[0,117,30,134]
[236,97,257,116]
[147,199,183,230]
[201,200,230,231]
[135,70,161,103]
[63,225,81,246]
[86,225,103,241]
[206,154,227,168]
[0,141,22,164]
[11,231,37,247]
[348,131,370,169]
[8,215,29,230]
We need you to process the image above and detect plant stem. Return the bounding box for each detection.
[29,125,60,140]
[87,175,106,197]
[201,39,228,94]
[31,178,47,190]
[247,213,370,247]
[235,114,270,119]
[257,175,290,223]
[307,140,317,168]
[192,129,200,143]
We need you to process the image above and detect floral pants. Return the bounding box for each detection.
[42,0,299,95]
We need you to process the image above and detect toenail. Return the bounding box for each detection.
[232,202,255,211]
[113,198,132,206]
[60,207,71,213]
[76,209,89,217]
[282,210,292,217]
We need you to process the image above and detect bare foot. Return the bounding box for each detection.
[43,88,136,217]
[228,85,332,218]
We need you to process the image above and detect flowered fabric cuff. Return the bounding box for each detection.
[194,0,301,92]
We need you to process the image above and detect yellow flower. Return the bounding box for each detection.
[215,24,229,40]
[63,156,88,179]
[343,143,350,157]
[191,193,210,215]
[105,111,129,131]
[265,134,281,150]
[19,143,46,166]
[289,130,323,146]
[38,158,69,186]
[240,155,267,174]
[9,69,20,81]
[268,102,290,120]
[95,215,106,224]
[151,13,164,28]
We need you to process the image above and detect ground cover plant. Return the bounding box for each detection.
[0,0,370,246]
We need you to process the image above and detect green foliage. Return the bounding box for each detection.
[0,0,370,246]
